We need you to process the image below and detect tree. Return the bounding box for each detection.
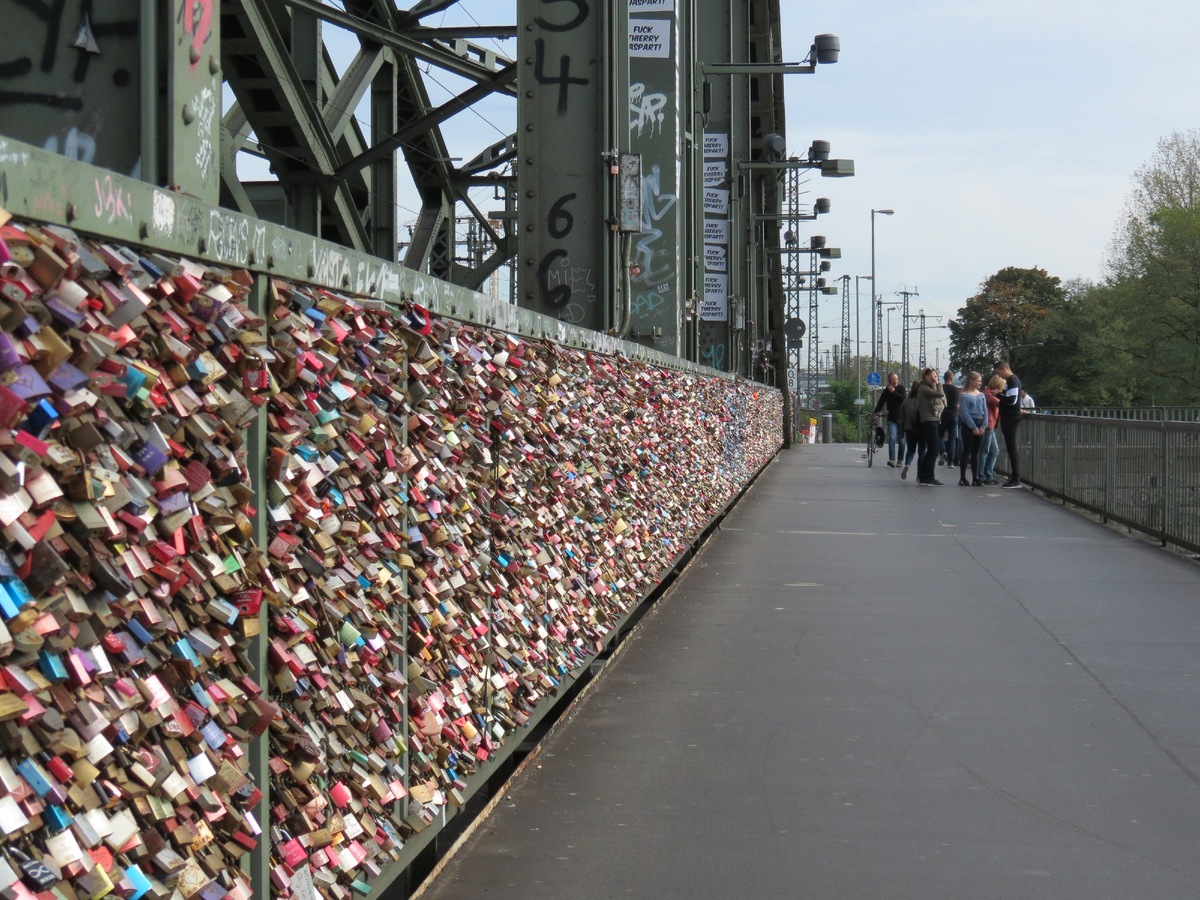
[948,266,1067,377]
[1105,130,1200,403]
[1021,280,1135,408]
[1108,129,1200,277]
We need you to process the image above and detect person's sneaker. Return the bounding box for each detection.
[929,478,945,485]
[938,455,946,466]
[901,464,909,480]
[1001,479,1023,489]
[887,460,896,468]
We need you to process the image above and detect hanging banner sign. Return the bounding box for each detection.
[704,161,726,187]
[700,273,728,320]
[630,20,671,57]
[703,188,729,215]
[704,219,729,244]
[704,244,727,273]
[704,133,729,159]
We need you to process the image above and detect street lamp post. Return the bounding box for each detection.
[854,274,872,441]
[869,208,894,398]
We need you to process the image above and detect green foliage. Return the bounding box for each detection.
[818,378,866,442]
[1103,130,1200,404]
[948,267,1067,377]
[1021,281,1134,407]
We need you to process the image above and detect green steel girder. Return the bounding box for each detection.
[219,0,518,288]
[401,0,462,22]
[322,45,388,144]
[348,0,404,30]
[335,63,517,178]
[282,0,517,92]
[221,0,370,250]
[461,135,518,177]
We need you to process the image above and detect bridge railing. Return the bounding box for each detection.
[1039,406,1200,422]
[1012,415,1200,555]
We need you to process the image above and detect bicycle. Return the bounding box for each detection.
[865,413,885,467]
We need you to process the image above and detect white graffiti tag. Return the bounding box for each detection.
[629,83,668,138]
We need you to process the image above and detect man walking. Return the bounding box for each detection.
[939,370,961,467]
[872,372,907,467]
[995,361,1024,489]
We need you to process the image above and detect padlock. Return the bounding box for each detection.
[8,846,57,891]
[277,831,307,868]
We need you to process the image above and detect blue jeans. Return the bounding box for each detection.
[886,420,904,461]
[977,429,999,480]
[940,418,961,465]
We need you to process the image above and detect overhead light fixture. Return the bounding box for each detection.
[812,34,840,65]
[821,159,854,178]
[701,34,841,76]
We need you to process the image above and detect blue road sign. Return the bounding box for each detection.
[867,372,882,386]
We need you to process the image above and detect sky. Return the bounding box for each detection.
[780,0,1200,372]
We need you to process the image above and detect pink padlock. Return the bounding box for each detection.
[329,782,352,808]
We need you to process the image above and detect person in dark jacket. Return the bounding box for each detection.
[939,370,961,467]
[916,368,946,485]
[872,372,907,467]
[994,360,1024,489]
[898,381,922,480]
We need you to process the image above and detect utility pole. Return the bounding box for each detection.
[918,310,927,371]
[840,275,851,379]
[896,287,919,385]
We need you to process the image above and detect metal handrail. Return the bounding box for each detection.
[1003,414,1200,554]
[1039,406,1200,422]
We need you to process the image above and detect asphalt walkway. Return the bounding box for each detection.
[419,443,1200,900]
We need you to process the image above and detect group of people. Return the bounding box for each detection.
[872,362,1028,488]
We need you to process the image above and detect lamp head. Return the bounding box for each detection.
[873,208,895,216]
[813,34,840,64]
[763,133,787,161]
[821,159,854,178]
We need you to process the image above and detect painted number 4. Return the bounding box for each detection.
[534,0,590,114]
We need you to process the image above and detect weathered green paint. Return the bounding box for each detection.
[627,3,683,356]
[245,274,271,900]
[0,137,727,380]
[168,0,221,202]
[696,0,737,374]
[516,0,612,333]
[0,0,143,178]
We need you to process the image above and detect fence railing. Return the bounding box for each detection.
[1011,415,1200,555]
[1039,406,1200,422]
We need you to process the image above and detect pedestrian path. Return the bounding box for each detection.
[417,444,1200,900]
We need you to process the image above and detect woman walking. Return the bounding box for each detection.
[898,381,922,480]
[957,372,988,486]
